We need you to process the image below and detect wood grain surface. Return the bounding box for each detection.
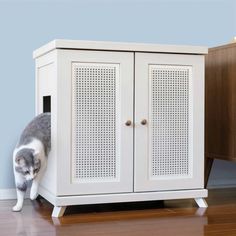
[205,44,236,161]
[1,188,236,236]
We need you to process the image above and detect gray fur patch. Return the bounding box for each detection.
[17,113,51,156]
[15,148,34,168]
[17,182,27,192]
[15,166,25,175]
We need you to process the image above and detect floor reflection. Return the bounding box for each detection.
[3,188,236,236]
[51,203,208,236]
[52,214,207,236]
[1,199,208,236]
[5,200,56,236]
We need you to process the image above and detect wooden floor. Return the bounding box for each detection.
[1,188,236,236]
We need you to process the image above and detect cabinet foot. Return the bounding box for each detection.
[52,206,66,217]
[194,198,208,208]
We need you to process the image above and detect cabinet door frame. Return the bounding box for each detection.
[56,49,134,196]
[134,52,204,192]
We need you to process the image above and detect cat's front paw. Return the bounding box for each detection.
[12,204,22,212]
[30,191,38,200]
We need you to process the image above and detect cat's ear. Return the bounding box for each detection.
[33,151,41,166]
[15,156,24,165]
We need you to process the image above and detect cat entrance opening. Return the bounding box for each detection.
[43,96,51,113]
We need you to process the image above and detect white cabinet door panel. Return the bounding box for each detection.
[135,53,204,192]
[57,50,134,195]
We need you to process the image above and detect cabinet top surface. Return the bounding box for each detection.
[33,39,208,58]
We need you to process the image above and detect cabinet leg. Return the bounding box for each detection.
[52,206,66,217]
[194,198,208,208]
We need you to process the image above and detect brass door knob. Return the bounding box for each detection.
[141,119,147,125]
[125,120,132,126]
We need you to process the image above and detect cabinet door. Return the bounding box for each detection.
[135,53,204,192]
[57,50,134,195]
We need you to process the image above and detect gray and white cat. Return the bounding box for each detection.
[12,113,51,212]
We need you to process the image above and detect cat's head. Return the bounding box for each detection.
[15,148,41,181]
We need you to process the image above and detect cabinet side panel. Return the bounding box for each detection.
[231,47,236,160]
[36,51,57,195]
[205,48,235,160]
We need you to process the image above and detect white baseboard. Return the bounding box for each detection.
[0,189,17,200]
[0,188,30,200]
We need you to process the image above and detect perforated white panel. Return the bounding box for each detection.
[72,63,119,183]
[149,65,192,178]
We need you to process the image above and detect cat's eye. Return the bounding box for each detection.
[24,171,30,175]
[33,169,39,174]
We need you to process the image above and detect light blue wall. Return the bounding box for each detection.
[0,0,235,189]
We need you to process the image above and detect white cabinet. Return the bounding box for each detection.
[34,40,208,217]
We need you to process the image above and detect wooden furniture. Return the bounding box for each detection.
[33,39,208,217]
[205,42,236,186]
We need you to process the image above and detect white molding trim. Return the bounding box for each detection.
[33,39,208,59]
[1,180,236,200]
[38,186,208,207]
[0,188,30,200]
[0,189,17,200]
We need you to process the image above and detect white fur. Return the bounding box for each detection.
[12,139,47,212]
